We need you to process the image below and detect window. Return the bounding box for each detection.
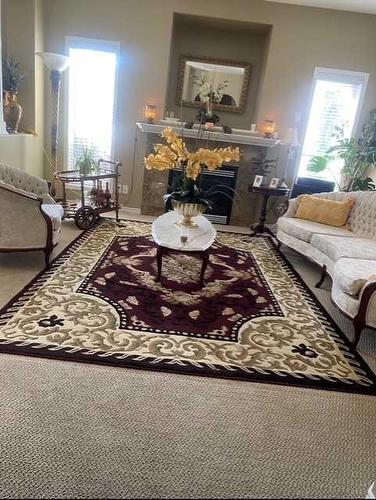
[298,67,369,182]
[66,37,119,168]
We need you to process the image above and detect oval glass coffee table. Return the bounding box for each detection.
[151,211,217,287]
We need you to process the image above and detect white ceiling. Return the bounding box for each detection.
[265,0,376,15]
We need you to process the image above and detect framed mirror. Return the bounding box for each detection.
[176,55,251,113]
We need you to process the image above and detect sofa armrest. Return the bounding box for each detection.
[353,280,376,330]
[0,183,49,250]
[42,193,56,205]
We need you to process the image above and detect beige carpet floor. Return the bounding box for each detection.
[0,218,375,499]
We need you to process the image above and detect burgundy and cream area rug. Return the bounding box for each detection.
[0,219,375,394]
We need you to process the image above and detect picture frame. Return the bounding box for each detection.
[253,175,263,188]
[176,54,251,114]
[269,177,280,189]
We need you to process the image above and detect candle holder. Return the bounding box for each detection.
[144,104,158,123]
[263,120,276,138]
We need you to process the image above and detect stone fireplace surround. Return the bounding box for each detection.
[137,122,293,227]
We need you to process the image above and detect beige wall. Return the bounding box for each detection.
[2,0,36,133]
[42,0,376,208]
[166,15,271,128]
[1,0,44,177]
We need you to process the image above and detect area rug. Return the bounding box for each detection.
[0,219,375,394]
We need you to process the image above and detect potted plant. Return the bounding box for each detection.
[74,147,98,176]
[307,110,376,191]
[144,128,240,226]
[2,56,24,133]
[249,149,277,181]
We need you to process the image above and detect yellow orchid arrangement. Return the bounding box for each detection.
[144,127,240,208]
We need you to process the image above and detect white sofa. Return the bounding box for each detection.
[0,164,64,268]
[277,190,376,348]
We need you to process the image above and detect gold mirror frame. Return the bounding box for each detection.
[176,54,251,114]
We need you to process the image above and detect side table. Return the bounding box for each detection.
[249,186,290,237]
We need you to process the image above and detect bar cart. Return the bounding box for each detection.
[56,159,121,229]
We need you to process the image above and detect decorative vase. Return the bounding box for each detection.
[3,91,22,133]
[172,200,205,227]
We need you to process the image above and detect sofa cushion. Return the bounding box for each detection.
[277,217,354,243]
[41,204,64,232]
[295,195,354,227]
[333,258,376,296]
[311,234,376,261]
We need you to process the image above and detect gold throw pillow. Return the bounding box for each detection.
[294,195,354,227]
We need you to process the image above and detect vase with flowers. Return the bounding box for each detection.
[192,73,228,127]
[144,128,240,227]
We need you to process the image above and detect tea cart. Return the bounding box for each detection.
[56,159,121,229]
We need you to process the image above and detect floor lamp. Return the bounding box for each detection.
[37,52,70,197]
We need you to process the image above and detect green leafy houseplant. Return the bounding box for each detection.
[307,109,376,191]
[74,147,98,176]
[249,149,277,177]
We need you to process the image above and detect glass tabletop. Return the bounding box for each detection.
[56,170,119,181]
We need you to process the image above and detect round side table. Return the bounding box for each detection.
[250,186,290,237]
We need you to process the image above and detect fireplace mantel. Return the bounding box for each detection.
[136,122,281,148]
[137,121,294,227]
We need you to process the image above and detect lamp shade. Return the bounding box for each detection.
[36,52,70,72]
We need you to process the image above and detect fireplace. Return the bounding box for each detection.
[166,165,238,225]
[138,122,290,227]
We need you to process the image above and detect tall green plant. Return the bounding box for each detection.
[74,147,98,176]
[307,109,376,191]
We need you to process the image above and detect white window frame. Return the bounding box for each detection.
[298,66,369,180]
[63,35,120,171]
